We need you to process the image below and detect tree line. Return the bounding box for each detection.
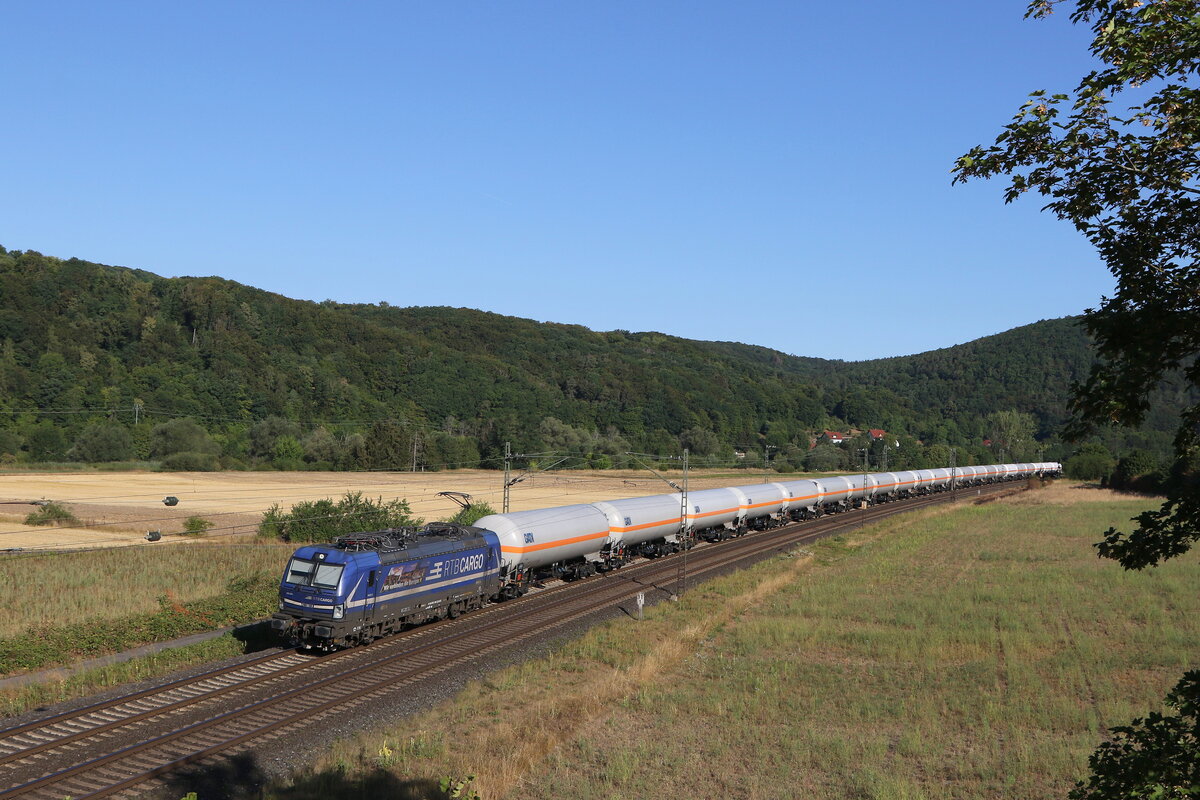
[0,247,1183,474]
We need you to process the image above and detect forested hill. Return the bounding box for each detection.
[0,246,1168,470]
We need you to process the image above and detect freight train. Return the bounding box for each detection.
[270,461,1060,650]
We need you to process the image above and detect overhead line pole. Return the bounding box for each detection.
[950,446,958,501]
[503,442,512,513]
[502,445,570,513]
[859,447,868,510]
[676,448,689,600]
[624,450,690,599]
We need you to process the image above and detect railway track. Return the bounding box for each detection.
[0,480,1022,799]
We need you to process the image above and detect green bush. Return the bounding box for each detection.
[446,501,496,526]
[258,491,423,542]
[1065,442,1116,481]
[1109,449,1167,494]
[1065,452,1115,481]
[24,502,78,526]
[150,418,219,458]
[182,516,213,535]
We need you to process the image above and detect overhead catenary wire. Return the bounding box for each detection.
[0,403,475,434]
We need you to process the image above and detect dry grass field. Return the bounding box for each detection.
[0,541,297,638]
[272,482,1199,800]
[0,467,760,552]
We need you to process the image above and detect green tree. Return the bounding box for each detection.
[149,418,218,458]
[67,422,134,462]
[804,444,846,472]
[249,416,302,460]
[926,443,952,468]
[364,420,412,470]
[955,0,1200,570]
[301,426,340,465]
[833,389,881,428]
[25,423,67,462]
[955,2,1200,795]
[679,427,723,459]
[0,428,22,459]
[891,434,931,470]
[986,410,1038,461]
[33,351,75,407]
[271,434,304,470]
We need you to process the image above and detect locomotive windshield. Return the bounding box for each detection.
[284,558,344,590]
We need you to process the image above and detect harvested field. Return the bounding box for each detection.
[0,468,765,552]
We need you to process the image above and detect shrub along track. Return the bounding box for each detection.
[0,480,1023,799]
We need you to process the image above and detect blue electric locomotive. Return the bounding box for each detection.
[270,523,502,650]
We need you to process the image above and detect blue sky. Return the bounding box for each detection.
[2,2,1109,361]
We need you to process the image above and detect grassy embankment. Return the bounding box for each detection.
[0,542,295,715]
[271,483,1198,800]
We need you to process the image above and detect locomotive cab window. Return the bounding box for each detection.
[285,558,344,590]
[312,563,343,590]
[285,558,315,586]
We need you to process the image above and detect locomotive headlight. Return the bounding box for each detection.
[278,601,285,611]
[333,604,344,620]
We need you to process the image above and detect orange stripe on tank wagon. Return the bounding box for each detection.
[743,500,785,510]
[611,516,680,533]
[690,506,739,520]
[500,529,610,554]
[613,507,737,531]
